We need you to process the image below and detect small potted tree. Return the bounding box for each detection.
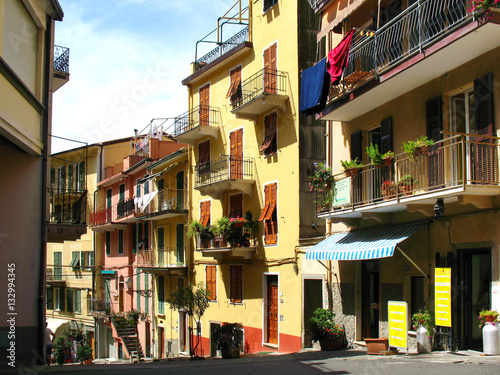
[214,322,243,359]
[366,144,382,167]
[76,345,93,365]
[381,151,395,166]
[309,308,344,351]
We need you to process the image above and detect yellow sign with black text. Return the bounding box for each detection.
[435,267,452,327]
[388,301,407,349]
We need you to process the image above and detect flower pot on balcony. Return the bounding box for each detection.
[364,337,389,355]
[400,185,413,196]
[345,167,359,178]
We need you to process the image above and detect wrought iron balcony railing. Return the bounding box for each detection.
[316,134,500,214]
[117,198,136,218]
[195,155,254,187]
[88,298,110,314]
[231,68,288,111]
[90,207,111,226]
[48,189,87,225]
[53,45,70,74]
[196,26,249,67]
[329,0,473,100]
[139,188,188,216]
[172,106,221,137]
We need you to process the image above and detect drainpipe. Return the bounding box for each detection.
[39,15,53,365]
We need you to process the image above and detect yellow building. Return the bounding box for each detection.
[173,0,327,356]
[305,0,500,351]
[0,0,66,366]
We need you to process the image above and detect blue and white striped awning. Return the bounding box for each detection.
[306,224,426,261]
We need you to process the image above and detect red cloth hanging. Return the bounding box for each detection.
[327,30,354,85]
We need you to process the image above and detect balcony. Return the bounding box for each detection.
[194,155,255,198]
[319,0,500,121]
[317,134,500,224]
[230,68,289,118]
[89,205,126,232]
[139,188,188,221]
[135,248,188,275]
[53,45,70,91]
[47,188,87,242]
[171,106,221,145]
[88,298,110,319]
[46,267,66,287]
[196,27,250,68]
[197,231,257,260]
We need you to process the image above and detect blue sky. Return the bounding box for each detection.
[52,0,236,152]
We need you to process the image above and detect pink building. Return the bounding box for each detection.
[89,133,185,360]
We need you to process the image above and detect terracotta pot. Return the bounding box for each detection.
[364,337,389,355]
[319,338,343,351]
[400,185,413,196]
[82,359,92,365]
[345,168,359,178]
[484,315,498,323]
[383,157,393,166]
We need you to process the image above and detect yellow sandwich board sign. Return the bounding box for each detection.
[435,267,452,327]
[388,301,407,349]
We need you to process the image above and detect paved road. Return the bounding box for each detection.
[4,350,500,375]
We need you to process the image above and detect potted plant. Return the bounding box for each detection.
[340,158,363,178]
[478,309,499,328]
[402,136,435,159]
[309,162,334,192]
[381,151,395,166]
[309,308,344,351]
[187,220,213,249]
[399,175,417,196]
[366,143,383,166]
[381,180,397,199]
[76,345,93,364]
[411,310,433,353]
[210,217,232,247]
[214,322,243,359]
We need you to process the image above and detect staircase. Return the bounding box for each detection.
[114,326,144,362]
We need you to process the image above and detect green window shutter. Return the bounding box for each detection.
[118,230,124,254]
[68,164,74,191]
[144,222,149,249]
[106,189,112,209]
[426,96,443,142]
[136,183,141,197]
[176,223,184,265]
[144,181,149,195]
[157,179,164,191]
[474,73,493,135]
[50,168,55,190]
[66,289,73,313]
[158,227,165,266]
[80,252,85,268]
[350,131,362,162]
[132,224,137,253]
[90,251,94,266]
[70,251,79,268]
[136,273,141,311]
[106,232,111,255]
[78,161,85,191]
[54,252,62,280]
[60,166,66,192]
[75,290,81,313]
[47,288,53,310]
[176,171,184,209]
[119,184,125,202]
[158,276,165,314]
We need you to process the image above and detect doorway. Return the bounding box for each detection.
[158,326,164,358]
[210,322,222,357]
[362,260,380,339]
[456,248,491,350]
[179,311,187,353]
[303,278,323,348]
[266,275,278,345]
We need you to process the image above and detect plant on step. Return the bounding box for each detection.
[366,143,383,166]
[411,310,434,332]
[478,309,499,328]
[214,322,243,350]
[309,162,334,193]
[76,345,93,362]
[309,308,344,341]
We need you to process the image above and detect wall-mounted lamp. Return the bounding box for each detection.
[434,198,445,216]
[126,277,152,297]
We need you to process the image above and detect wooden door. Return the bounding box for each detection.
[264,44,277,94]
[267,279,278,344]
[158,326,164,358]
[199,84,210,126]
[230,129,243,179]
[179,311,187,353]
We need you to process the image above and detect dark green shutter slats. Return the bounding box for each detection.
[350,131,362,162]
[380,117,393,154]
[426,96,443,142]
[474,73,493,136]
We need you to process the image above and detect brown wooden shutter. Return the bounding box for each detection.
[264,183,277,244]
[227,66,242,98]
[206,265,216,301]
[199,84,210,126]
[200,201,210,227]
[230,129,243,179]
[229,194,243,218]
[261,112,277,154]
[264,44,277,94]
[230,265,242,303]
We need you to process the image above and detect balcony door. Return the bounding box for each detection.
[264,43,277,94]
[199,84,210,126]
[230,129,243,179]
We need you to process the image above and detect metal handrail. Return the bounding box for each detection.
[53,45,70,74]
[196,27,249,66]
[171,106,221,136]
[195,154,255,187]
[316,134,500,213]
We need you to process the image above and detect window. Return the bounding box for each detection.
[230,265,243,303]
[144,275,149,314]
[78,161,85,191]
[54,288,64,311]
[157,227,165,266]
[70,251,80,269]
[119,184,125,202]
[75,290,81,313]
[259,183,277,244]
[136,273,141,311]
[227,66,242,107]
[143,181,149,195]
[80,251,94,269]
[196,140,210,173]
[200,201,211,227]
[206,265,217,301]
[260,112,277,155]
[263,0,278,12]
[229,194,243,219]
[264,43,277,94]
[158,275,165,314]
[54,252,62,280]
[105,232,111,255]
[136,183,141,198]
[47,289,53,310]
[118,230,124,254]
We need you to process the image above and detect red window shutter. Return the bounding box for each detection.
[264,44,277,94]
[264,183,277,244]
[199,84,210,126]
[207,265,216,301]
[200,201,210,227]
[229,194,243,218]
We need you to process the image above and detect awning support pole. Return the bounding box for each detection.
[397,246,428,278]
